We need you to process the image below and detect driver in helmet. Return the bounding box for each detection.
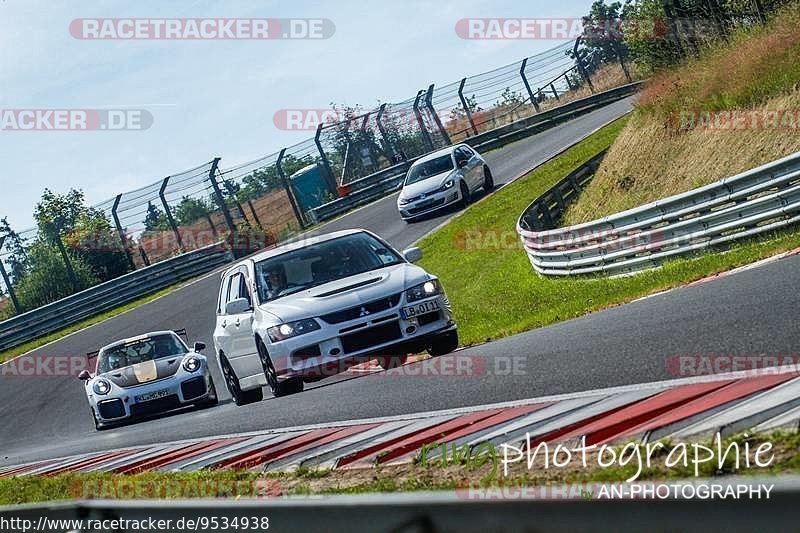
[264,265,288,300]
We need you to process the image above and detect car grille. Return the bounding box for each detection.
[408,197,446,215]
[292,344,322,359]
[341,321,402,354]
[418,310,441,326]
[180,377,207,401]
[320,293,402,324]
[97,399,125,419]
[129,394,181,418]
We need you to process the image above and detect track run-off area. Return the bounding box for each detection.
[11,96,798,467]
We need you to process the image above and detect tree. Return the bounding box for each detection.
[174,196,212,226]
[144,202,169,231]
[0,217,29,282]
[34,188,130,283]
[13,240,98,310]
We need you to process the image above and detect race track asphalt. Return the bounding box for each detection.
[18,96,789,467]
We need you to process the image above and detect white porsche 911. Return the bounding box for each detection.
[79,330,218,430]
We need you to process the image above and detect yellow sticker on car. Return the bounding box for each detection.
[132,360,158,383]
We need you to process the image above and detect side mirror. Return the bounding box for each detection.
[225,297,251,316]
[194,342,206,353]
[403,247,423,263]
[397,180,405,190]
[78,370,92,381]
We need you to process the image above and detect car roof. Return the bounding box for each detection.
[411,145,464,166]
[225,228,372,272]
[99,331,180,353]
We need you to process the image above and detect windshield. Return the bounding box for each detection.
[254,232,403,303]
[405,155,454,185]
[97,333,187,374]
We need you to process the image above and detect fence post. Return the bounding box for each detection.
[458,78,480,137]
[111,194,136,271]
[314,123,340,196]
[277,148,308,228]
[413,89,434,152]
[573,37,595,93]
[208,157,236,233]
[50,221,79,292]
[375,103,397,160]
[359,111,380,170]
[425,84,451,146]
[519,58,541,112]
[550,82,560,101]
[564,72,574,91]
[158,177,185,252]
[0,236,21,313]
[611,40,632,83]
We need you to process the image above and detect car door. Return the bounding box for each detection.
[213,272,234,357]
[224,269,258,375]
[460,146,482,190]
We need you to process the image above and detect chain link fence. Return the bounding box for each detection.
[0,38,635,321]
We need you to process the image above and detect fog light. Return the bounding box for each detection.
[330,348,341,356]
[406,326,416,334]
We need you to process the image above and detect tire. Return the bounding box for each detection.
[427,330,459,357]
[376,354,408,370]
[221,355,263,406]
[196,377,219,408]
[257,339,304,397]
[483,165,494,192]
[91,408,105,431]
[459,180,471,207]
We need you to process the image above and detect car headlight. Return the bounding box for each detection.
[183,356,202,373]
[436,179,455,192]
[267,318,321,342]
[399,197,411,206]
[93,379,112,396]
[405,279,442,302]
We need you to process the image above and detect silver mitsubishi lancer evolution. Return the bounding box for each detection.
[79,330,218,430]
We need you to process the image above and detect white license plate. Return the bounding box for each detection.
[136,389,170,403]
[401,299,441,319]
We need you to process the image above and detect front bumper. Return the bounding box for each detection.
[268,294,456,380]
[90,369,213,424]
[398,188,461,220]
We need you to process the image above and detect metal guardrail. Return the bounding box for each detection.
[0,243,232,353]
[309,83,642,224]
[0,477,796,532]
[517,149,800,276]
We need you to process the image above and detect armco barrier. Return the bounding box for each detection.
[309,83,643,224]
[0,243,232,353]
[517,150,800,276]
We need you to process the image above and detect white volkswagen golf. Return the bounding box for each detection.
[213,229,458,403]
[397,144,493,221]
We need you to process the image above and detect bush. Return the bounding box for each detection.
[13,241,98,311]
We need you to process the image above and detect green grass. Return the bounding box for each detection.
[2,431,797,504]
[415,117,800,347]
[0,280,191,365]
